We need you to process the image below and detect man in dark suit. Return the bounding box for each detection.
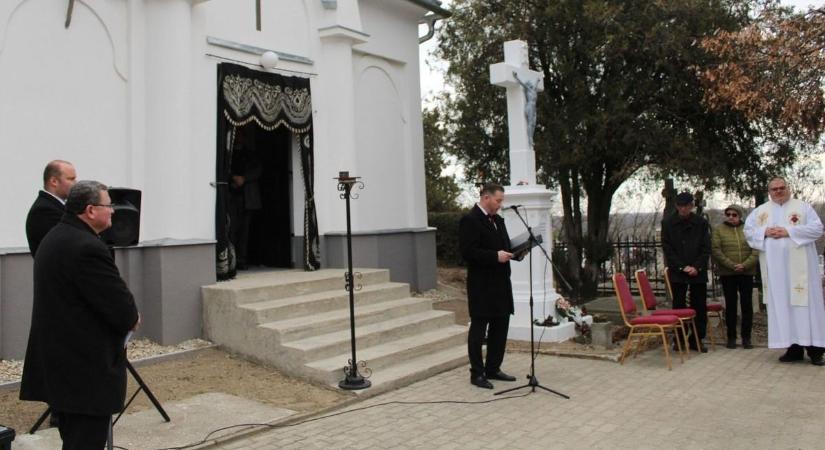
[25,160,77,257]
[460,183,517,389]
[20,180,140,449]
[228,130,262,270]
[662,191,711,353]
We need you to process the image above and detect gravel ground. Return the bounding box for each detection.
[0,347,351,433]
[0,338,212,383]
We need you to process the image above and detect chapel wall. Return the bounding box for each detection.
[0,0,130,248]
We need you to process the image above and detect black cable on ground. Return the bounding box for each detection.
[153,392,531,450]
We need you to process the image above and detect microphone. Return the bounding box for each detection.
[508,204,523,210]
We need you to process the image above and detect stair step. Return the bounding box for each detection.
[239,282,410,324]
[202,268,390,305]
[269,297,434,342]
[348,345,468,396]
[306,325,468,384]
[280,310,456,361]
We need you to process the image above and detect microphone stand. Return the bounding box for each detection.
[495,205,569,399]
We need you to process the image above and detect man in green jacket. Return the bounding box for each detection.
[711,204,758,349]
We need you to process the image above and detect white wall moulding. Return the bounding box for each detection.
[0,0,128,80]
[317,25,370,43]
[206,36,314,65]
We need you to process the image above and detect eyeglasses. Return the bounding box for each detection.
[769,186,787,192]
[725,213,739,217]
[91,204,115,210]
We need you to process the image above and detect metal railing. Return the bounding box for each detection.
[554,236,668,297]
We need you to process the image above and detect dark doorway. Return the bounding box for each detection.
[249,125,292,267]
[232,124,293,269]
[216,62,320,279]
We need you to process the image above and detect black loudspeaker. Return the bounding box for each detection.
[101,188,141,247]
[0,425,15,450]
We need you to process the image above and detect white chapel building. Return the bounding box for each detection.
[0,0,449,359]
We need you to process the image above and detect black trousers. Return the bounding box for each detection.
[228,192,252,267]
[53,410,109,450]
[672,282,707,339]
[468,315,510,377]
[785,344,824,359]
[720,275,753,341]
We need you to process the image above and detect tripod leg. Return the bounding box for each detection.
[28,407,51,434]
[107,416,114,450]
[126,361,170,422]
[494,382,531,396]
[535,384,571,399]
[113,385,143,425]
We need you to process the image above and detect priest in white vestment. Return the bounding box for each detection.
[744,177,825,365]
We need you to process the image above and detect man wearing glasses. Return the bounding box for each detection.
[20,181,140,449]
[744,177,825,365]
[712,204,757,349]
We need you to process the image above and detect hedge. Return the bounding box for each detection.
[428,211,467,266]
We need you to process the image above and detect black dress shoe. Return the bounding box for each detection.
[726,339,737,349]
[486,370,517,382]
[689,343,708,353]
[742,340,753,349]
[811,355,825,366]
[471,376,494,389]
[778,352,804,363]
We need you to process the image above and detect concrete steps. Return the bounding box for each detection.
[240,282,411,324]
[305,325,468,385]
[202,268,468,393]
[262,296,433,342]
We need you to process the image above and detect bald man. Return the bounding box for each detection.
[25,160,76,257]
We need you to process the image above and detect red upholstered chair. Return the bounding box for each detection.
[635,269,700,355]
[664,267,721,350]
[613,273,684,370]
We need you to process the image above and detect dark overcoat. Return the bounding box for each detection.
[661,212,712,284]
[20,214,139,416]
[25,190,65,257]
[459,205,514,318]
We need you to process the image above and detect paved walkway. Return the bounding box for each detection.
[215,346,824,450]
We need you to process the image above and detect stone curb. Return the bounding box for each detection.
[0,345,217,392]
[186,395,365,450]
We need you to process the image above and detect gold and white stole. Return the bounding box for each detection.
[755,198,808,306]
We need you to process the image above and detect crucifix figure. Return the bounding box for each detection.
[513,72,539,148]
[256,0,261,31]
[489,40,544,186]
[65,0,75,28]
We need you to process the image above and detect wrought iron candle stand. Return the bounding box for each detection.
[335,171,371,390]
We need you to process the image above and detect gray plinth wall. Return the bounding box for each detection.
[321,227,437,292]
[0,240,215,360]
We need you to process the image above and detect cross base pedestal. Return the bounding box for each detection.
[502,185,570,343]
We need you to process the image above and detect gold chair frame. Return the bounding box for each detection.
[663,267,723,350]
[613,273,684,370]
[636,269,701,357]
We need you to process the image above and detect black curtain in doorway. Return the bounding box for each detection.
[215,63,320,280]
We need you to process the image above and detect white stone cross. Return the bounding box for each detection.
[490,40,544,186]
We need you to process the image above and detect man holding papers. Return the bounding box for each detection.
[459,183,517,389]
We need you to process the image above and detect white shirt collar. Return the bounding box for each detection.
[43,190,66,205]
[477,203,492,216]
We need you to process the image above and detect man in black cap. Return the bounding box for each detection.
[661,192,711,352]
